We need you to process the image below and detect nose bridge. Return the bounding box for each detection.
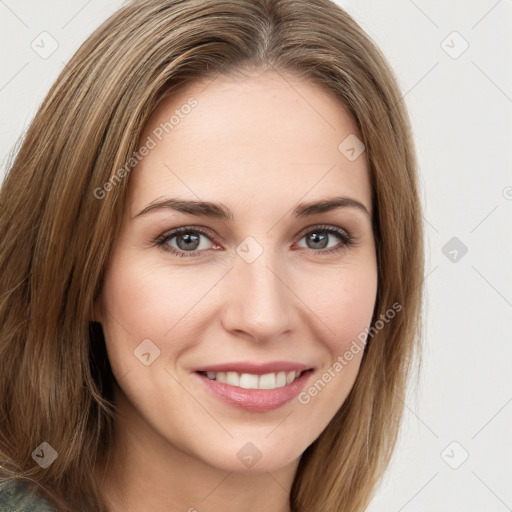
[222,235,295,340]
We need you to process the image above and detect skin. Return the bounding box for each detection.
[94,69,378,512]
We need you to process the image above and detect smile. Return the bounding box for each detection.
[193,362,314,412]
[199,370,303,390]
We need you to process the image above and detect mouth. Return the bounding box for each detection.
[193,363,314,412]
[197,369,308,390]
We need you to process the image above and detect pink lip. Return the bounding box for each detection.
[194,361,312,375]
[193,368,314,412]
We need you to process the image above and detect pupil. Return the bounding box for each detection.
[308,231,328,249]
[177,232,200,250]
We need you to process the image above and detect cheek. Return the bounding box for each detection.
[99,255,217,366]
[298,261,378,353]
[102,252,190,329]
[103,251,377,335]
[290,264,377,440]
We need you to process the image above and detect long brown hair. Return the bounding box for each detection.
[0,0,424,510]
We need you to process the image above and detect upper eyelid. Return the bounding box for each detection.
[157,224,352,246]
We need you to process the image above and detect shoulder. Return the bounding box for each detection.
[0,479,58,512]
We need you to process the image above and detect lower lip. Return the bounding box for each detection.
[194,370,313,412]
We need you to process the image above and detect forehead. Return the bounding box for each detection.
[128,70,371,216]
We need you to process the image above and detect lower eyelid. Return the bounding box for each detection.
[156,226,355,256]
[157,229,216,253]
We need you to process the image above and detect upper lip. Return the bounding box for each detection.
[195,361,313,375]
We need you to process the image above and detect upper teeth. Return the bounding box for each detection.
[205,371,301,389]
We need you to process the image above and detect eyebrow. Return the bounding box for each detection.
[135,196,371,220]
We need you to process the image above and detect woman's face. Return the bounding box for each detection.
[96,70,377,475]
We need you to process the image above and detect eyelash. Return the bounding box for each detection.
[154,224,356,258]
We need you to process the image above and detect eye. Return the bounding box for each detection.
[155,224,355,258]
[295,225,355,255]
[155,226,218,257]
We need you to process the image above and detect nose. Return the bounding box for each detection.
[220,243,298,342]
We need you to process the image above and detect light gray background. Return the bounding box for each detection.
[1,1,511,511]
